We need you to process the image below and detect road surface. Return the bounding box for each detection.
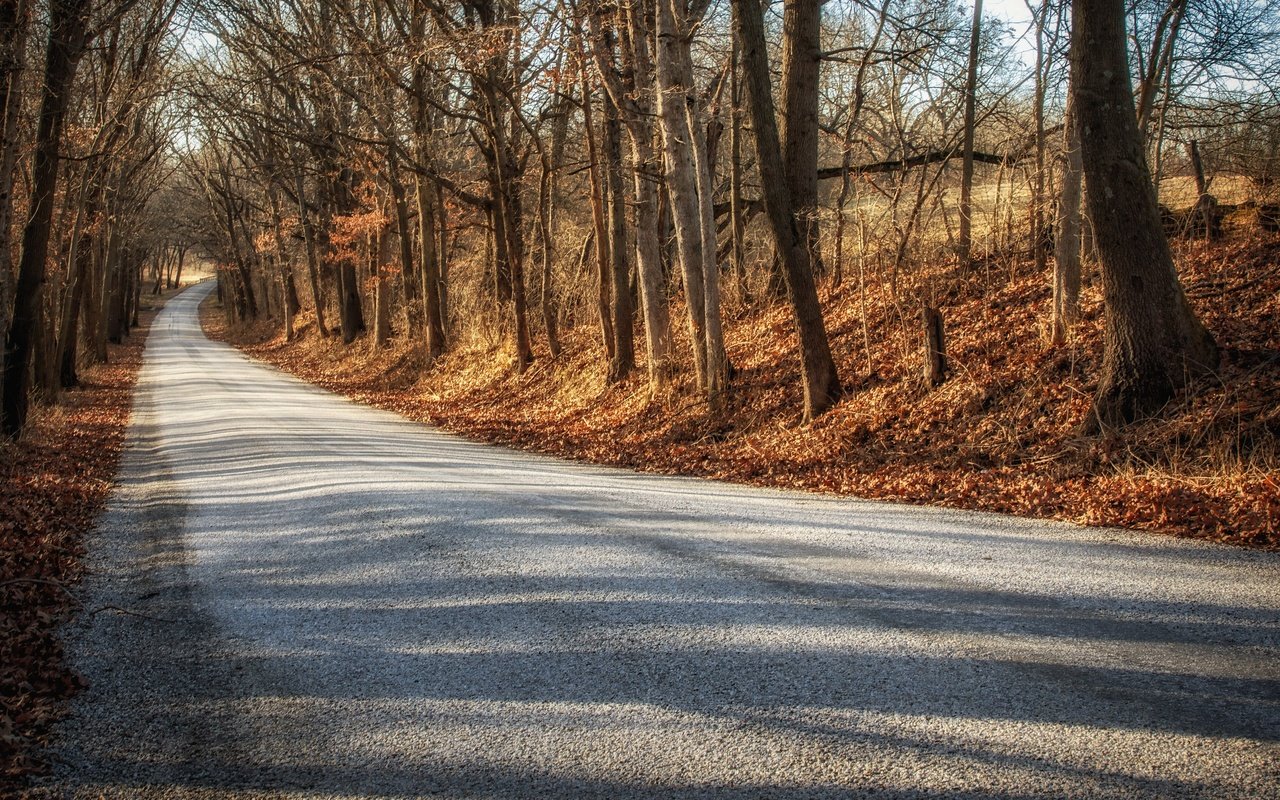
[45,282,1280,798]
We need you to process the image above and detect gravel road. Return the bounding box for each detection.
[41,282,1280,799]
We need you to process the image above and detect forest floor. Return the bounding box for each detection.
[0,286,182,794]
[206,229,1280,550]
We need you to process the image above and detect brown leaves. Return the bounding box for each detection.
[207,231,1279,551]
[0,307,154,793]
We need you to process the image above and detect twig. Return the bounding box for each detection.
[0,578,84,606]
[88,605,176,623]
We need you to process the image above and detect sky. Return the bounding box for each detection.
[981,0,1041,68]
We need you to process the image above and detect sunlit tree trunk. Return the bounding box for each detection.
[589,0,673,392]
[1052,101,1082,346]
[655,0,709,388]
[1072,0,1216,428]
[957,0,982,267]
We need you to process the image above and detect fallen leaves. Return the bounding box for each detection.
[206,231,1279,551]
[1,303,158,794]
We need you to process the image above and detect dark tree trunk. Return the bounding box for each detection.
[0,0,30,359]
[59,242,89,389]
[293,174,329,338]
[780,0,823,272]
[2,0,90,436]
[338,258,364,343]
[923,306,946,387]
[129,251,142,328]
[605,88,634,382]
[386,158,421,339]
[416,175,446,362]
[1072,0,1217,429]
[733,0,841,421]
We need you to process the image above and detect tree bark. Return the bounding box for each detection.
[923,306,946,386]
[604,89,635,382]
[780,0,823,272]
[295,171,330,338]
[0,0,31,369]
[1072,0,1217,429]
[581,61,616,361]
[1052,101,1082,345]
[371,220,391,349]
[957,0,982,268]
[728,29,748,301]
[415,174,446,362]
[733,0,841,421]
[589,0,674,392]
[2,0,91,436]
[655,0,709,388]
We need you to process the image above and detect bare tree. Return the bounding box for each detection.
[1072,0,1217,428]
[733,0,841,421]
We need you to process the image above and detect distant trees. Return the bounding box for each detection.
[2,0,180,437]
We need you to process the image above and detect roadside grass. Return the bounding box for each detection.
[206,229,1279,549]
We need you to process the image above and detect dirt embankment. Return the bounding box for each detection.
[206,235,1279,549]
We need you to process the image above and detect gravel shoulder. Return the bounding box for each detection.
[37,282,1280,799]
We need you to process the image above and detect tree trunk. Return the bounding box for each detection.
[957,0,983,267]
[539,92,570,360]
[0,0,31,372]
[686,28,728,400]
[371,223,391,349]
[537,150,561,358]
[1030,0,1047,273]
[734,0,841,421]
[1052,102,1083,345]
[728,30,748,301]
[1186,140,1219,240]
[59,236,91,389]
[589,0,674,391]
[415,174,446,362]
[1135,0,1185,146]
[1072,0,1217,429]
[780,0,823,272]
[655,0,709,388]
[581,63,616,361]
[923,305,946,387]
[296,184,329,338]
[604,90,634,382]
[1,0,90,437]
[129,250,142,328]
[388,163,421,338]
